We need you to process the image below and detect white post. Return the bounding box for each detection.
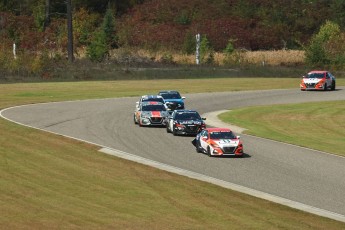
[13,43,17,59]
[195,33,200,65]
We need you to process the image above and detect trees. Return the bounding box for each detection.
[86,6,116,62]
[305,21,345,68]
[67,0,74,62]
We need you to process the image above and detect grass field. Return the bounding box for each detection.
[1,78,345,229]
[219,101,345,156]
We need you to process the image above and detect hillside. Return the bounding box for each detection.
[1,0,345,52]
[1,0,345,79]
[117,0,345,51]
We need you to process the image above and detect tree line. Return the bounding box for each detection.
[1,0,345,73]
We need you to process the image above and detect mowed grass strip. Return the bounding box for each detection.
[1,78,345,229]
[219,101,345,156]
[0,78,305,108]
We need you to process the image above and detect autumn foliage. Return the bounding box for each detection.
[1,0,345,79]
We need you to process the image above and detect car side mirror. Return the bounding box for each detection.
[237,136,240,139]
[182,96,186,100]
[202,117,206,120]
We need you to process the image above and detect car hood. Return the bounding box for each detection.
[213,139,240,146]
[164,99,184,103]
[177,119,203,125]
[303,78,322,84]
[142,111,168,117]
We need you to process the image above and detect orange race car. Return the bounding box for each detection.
[192,128,243,157]
[300,70,336,91]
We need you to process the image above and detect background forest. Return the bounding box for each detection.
[1,0,345,80]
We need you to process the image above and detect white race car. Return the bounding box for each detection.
[134,101,169,127]
[300,70,336,91]
[192,128,243,157]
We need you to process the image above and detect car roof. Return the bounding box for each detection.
[141,95,163,99]
[174,109,197,113]
[159,90,180,94]
[308,70,328,74]
[141,101,164,105]
[206,128,232,132]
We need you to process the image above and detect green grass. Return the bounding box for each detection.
[0,78,312,108]
[219,101,345,156]
[1,78,345,229]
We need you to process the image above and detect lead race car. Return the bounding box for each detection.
[158,90,185,111]
[300,70,336,91]
[192,128,243,157]
[134,101,169,127]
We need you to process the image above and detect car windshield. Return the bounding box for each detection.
[142,104,166,111]
[175,112,200,120]
[159,93,181,99]
[210,131,236,139]
[306,73,325,79]
[142,97,164,103]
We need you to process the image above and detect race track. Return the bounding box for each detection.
[2,88,345,219]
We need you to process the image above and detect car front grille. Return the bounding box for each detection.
[305,83,316,88]
[222,146,236,154]
[184,125,199,133]
[150,117,163,124]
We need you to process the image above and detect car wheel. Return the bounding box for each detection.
[195,143,202,153]
[173,127,177,136]
[331,81,336,91]
[323,83,327,91]
[166,124,171,133]
[207,146,212,157]
[134,115,138,124]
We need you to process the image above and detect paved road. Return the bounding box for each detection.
[2,88,345,218]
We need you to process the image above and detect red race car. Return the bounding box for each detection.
[300,70,336,91]
[192,128,243,157]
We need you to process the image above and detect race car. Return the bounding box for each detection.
[192,128,243,157]
[134,101,169,127]
[300,70,336,91]
[135,95,166,110]
[166,110,206,136]
[158,90,185,110]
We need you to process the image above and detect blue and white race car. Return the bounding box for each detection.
[158,90,185,110]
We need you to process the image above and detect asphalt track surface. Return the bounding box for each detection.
[2,88,345,220]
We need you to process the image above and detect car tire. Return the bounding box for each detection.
[173,128,177,136]
[196,143,202,153]
[166,124,171,133]
[207,146,212,157]
[331,81,336,91]
[323,83,327,91]
[134,115,138,124]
